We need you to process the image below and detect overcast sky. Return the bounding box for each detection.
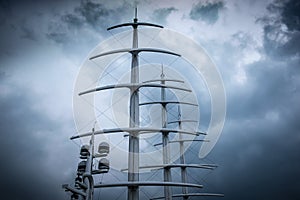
[0,0,300,200]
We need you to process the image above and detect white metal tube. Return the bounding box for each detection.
[178,121,188,200]
[83,129,95,200]
[161,75,172,200]
[128,22,140,200]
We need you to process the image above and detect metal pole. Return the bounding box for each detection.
[161,67,172,200]
[84,128,95,200]
[128,11,140,200]
[178,109,188,200]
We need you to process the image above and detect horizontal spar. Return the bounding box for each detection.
[89,47,180,60]
[107,22,163,30]
[168,119,198,124]
[173,193,224,198]
[154,139,209,146]
[94,181,203,189]
[169,139,209,143]
[70,127,206,140]
[142,79,184,84]
[150,193,224,200]
[121,164,217,172]
[78,83,191,96]
[139,101,197,107]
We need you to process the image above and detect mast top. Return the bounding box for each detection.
[134,7,138,22]
[178,105,181,120]
[161,64,165,79]
[107,7,163,31]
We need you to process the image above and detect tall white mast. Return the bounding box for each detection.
[160,65,172,200]
[128,7,140,200]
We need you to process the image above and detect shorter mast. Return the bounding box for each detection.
[128,7,140,200]
[177,107,188,199]
[160,65,173,200]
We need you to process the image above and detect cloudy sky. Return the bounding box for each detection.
[0,0,300,199]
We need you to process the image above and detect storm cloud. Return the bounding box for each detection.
[0,74,78,200]
[189,1,224,24]
[151,7,178,25]
[257,0,300,58]
[206,0,300,199]
[47,0,133,44]
[0,0,300,200]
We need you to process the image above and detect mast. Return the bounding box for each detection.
[84,127,95,200]
[178,107,188,199]
[161,65,172,200]
[128,7,140,200]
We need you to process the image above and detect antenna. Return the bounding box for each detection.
[178,105,181,120]
[161,64,165,79]
[135,6,138,20]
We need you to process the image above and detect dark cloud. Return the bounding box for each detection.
[209,111,300,199]
[202,1,300,199]
[225,58,299,122]
[189,1,224,24]
[62,13,84,29]
[258,0,300,58]
[190,1,300,199]
[47,32,69,44]
[46,21,70,44]
[47,0,133,44]
[0,0,11,23]
[0,0,72,58]
[74,0,110,28]
[201,39,300,200]
[0,43,78,200]
[151,7,178,25]
[0,0,11,12]
[0,89,76,200]
[281,0,300,31]
[20,25,38,41]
